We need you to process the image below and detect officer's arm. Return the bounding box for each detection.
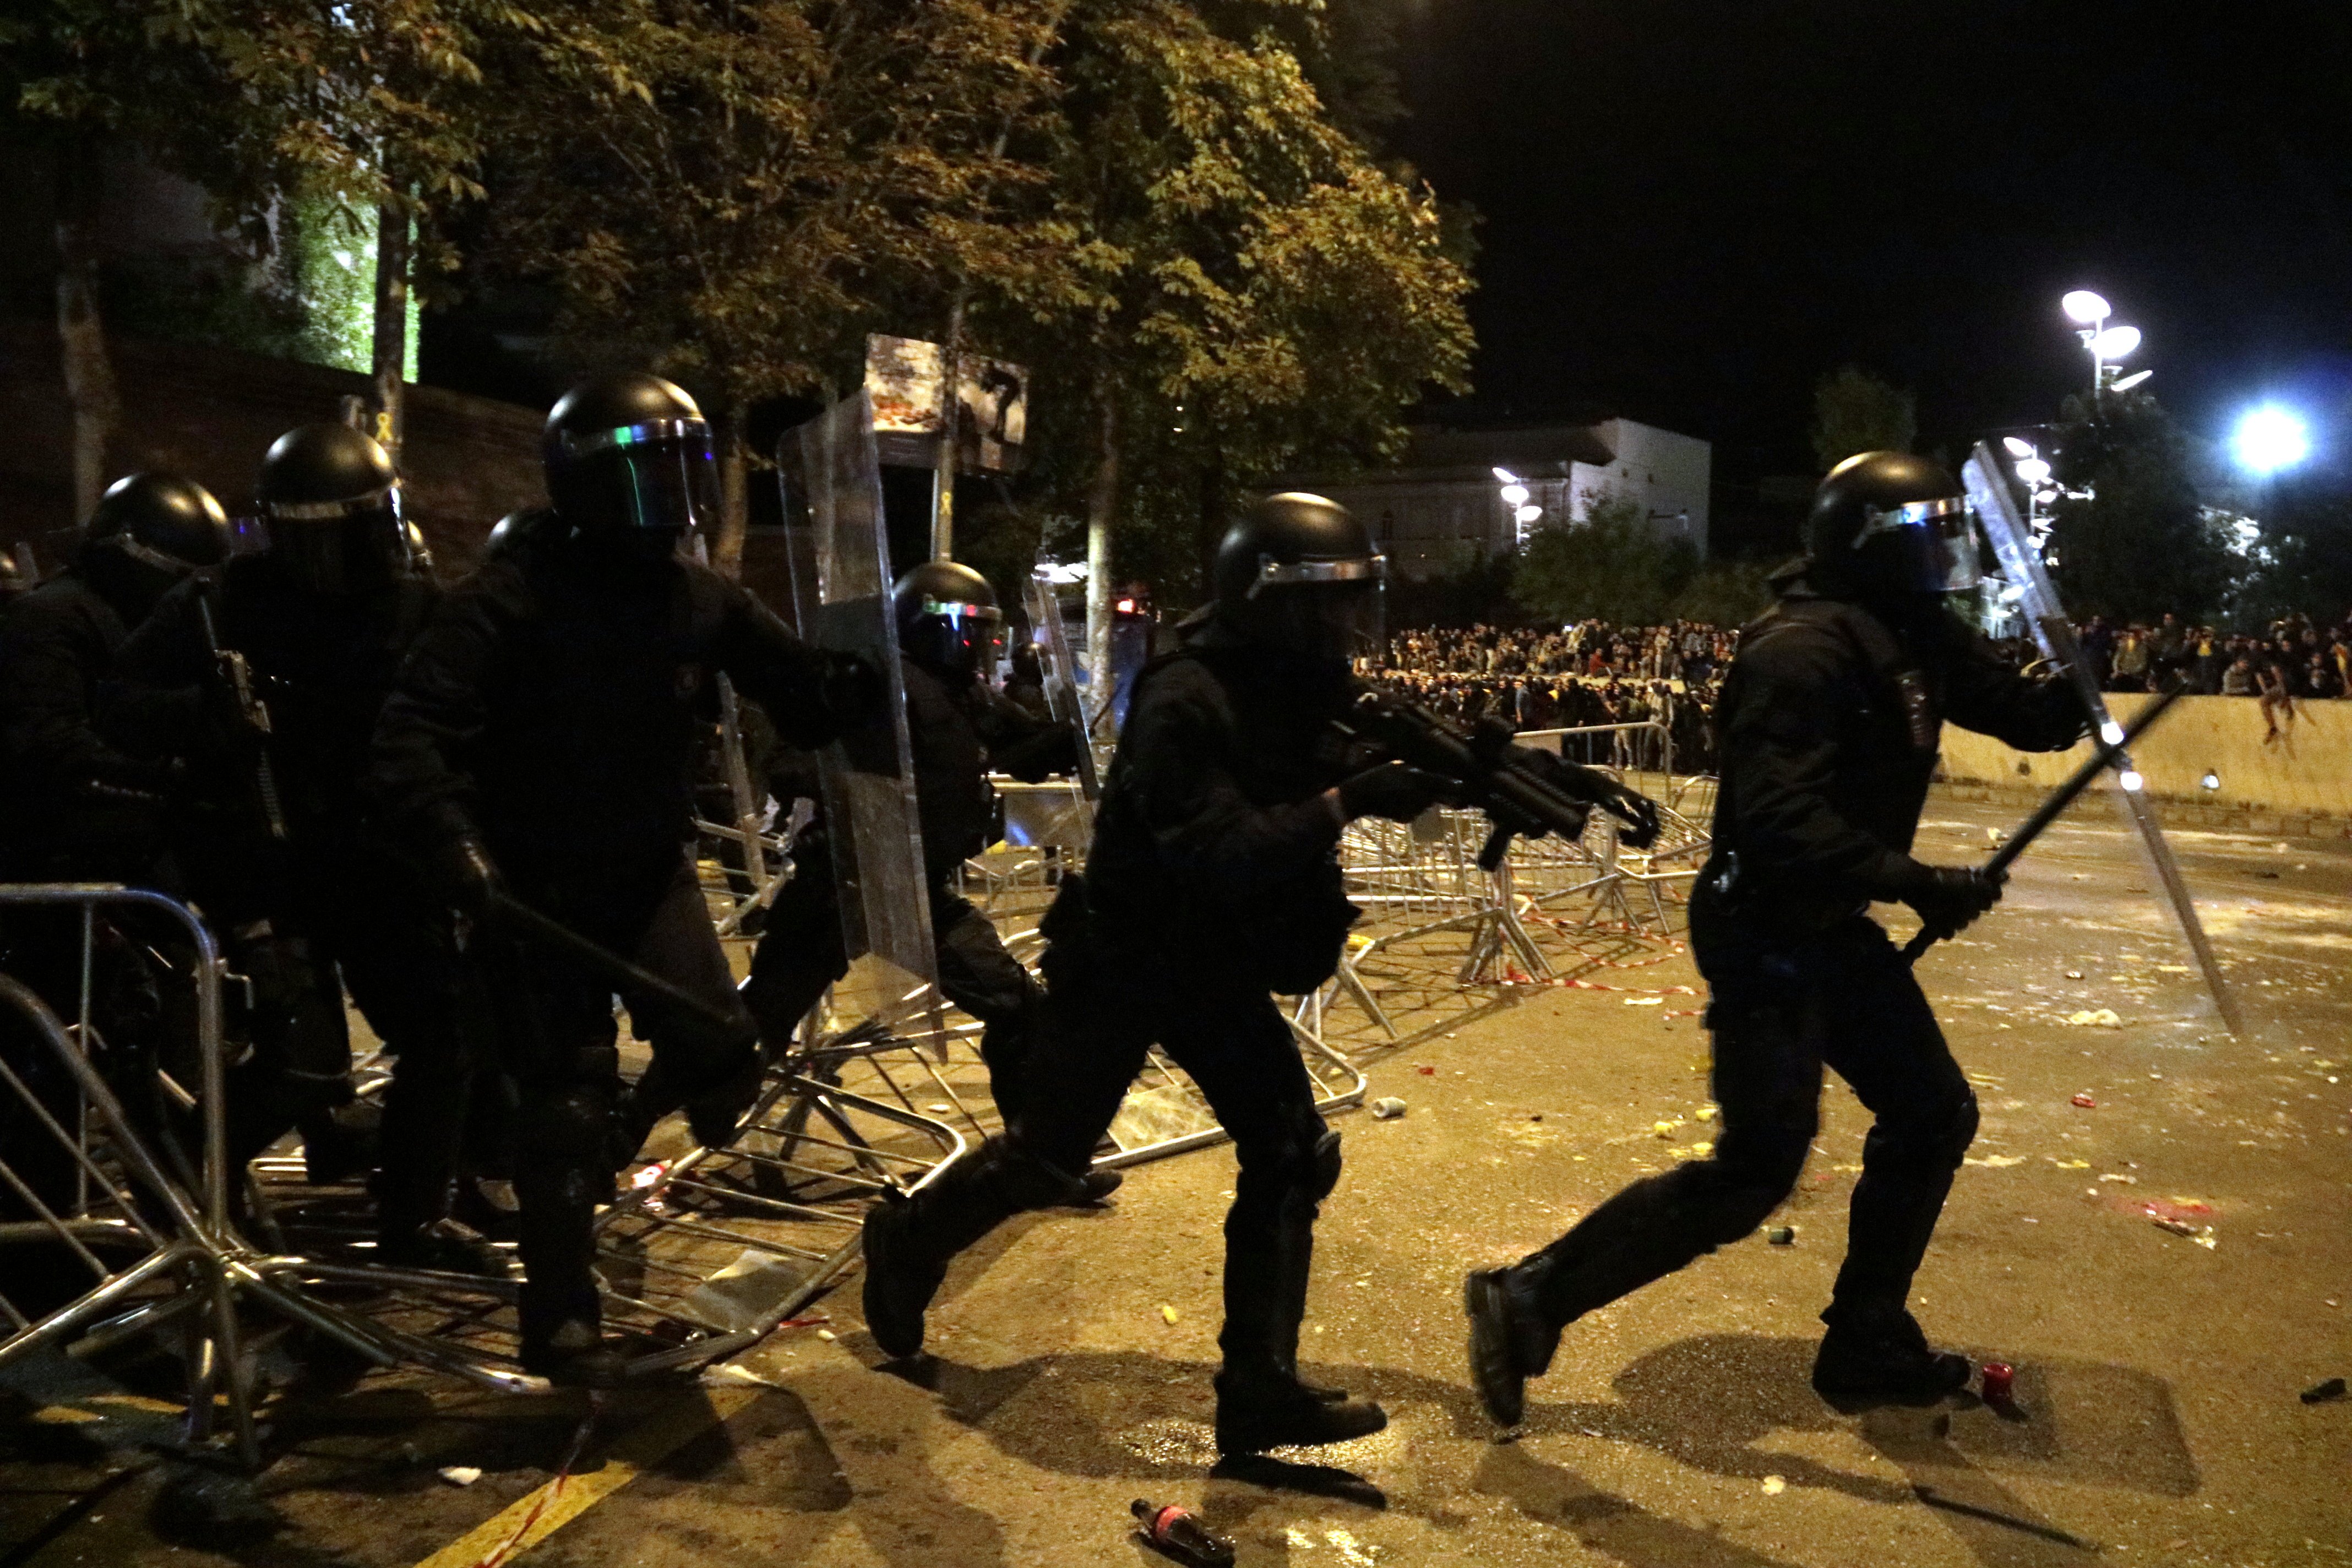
[0,597,177,797]
[970,684,1079,783]
[711,578,881,750]
[1724,625,1917,896]
[370,572,508,854]
[106,579,210,755]
[1941,627,2093,752]
[1129,673,1343,901]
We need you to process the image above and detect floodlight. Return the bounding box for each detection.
[2231,405,2310,475]
[2002,436,2037,458]
[2088,324,2142,360]
[2108,369,2153,393]
[1499,483,1530,505]
[1492,466,1521,484]
[2015,457,2052,485]
[2062,290,2111,324]
[1514,504,1544,525]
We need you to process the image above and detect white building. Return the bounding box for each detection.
[1273,418,1712,581]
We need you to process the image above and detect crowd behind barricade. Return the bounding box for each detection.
[2049,612,2352,700]
[1378,622,1738,774]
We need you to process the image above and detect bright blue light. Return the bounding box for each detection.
[2232,405,2310,475]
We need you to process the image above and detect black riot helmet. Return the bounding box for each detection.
[892,559,1001,677]
[542,373,717,553]
[483,509,534,560]
[255,423,410,594]
[1212,492,1385,666]
[1804,451,1982,600]
[81,473,231,612]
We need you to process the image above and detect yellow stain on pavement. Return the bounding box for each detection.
[411,1386,760,1568]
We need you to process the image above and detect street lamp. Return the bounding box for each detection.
[2061,289,2144,401]
[2231,405,2310,476]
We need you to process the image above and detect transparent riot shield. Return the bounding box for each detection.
[1962,443,2241,1035]
[1022,575,1101,801]
[778,393,937,988]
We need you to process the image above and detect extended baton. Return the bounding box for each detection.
[1902,683,2188,963]
[484,889,744,1033]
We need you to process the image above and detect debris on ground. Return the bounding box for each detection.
[1980,1362,2016,1407]
[2065,1010,2122,1028]
[1761,1475,1787,1495]
[1767,1227,1795,1245]
[1161,1304,1180,1325]
[2071,1093,2098,1108]
[1371,1097,1408,1119]
[438,1467,482,1487]
[1133,1499,1235,1567]
[2300,1378,2346,1404]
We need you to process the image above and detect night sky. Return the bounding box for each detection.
[1390,1,2352,487]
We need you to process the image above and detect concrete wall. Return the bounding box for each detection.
[1570,418,1712,554]
[1937,692,2352,827]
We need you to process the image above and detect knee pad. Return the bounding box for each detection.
[1934,1088,1980,1167]
[1308,1129,1342,1202]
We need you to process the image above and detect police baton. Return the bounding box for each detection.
[1902,682,2189,965]
[483,889,745,1034]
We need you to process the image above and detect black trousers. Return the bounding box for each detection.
[1523,901,1978,1333]
[742,862,1039,1115]
[1015,928,1335,1381]
[478,855,755,1332]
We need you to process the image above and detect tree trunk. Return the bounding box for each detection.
[714,401,750,581]
[930,294,967,561]
[1084,376,1121,727]
[54,139,119,520]
[371,200,411,458]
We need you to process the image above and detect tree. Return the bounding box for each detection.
[2046,389,2230,623]
[2231,477,2352,630]
[1512,490,1697,625]
[988,0,1475,690]
[1810,364,1915,474]
[477,0,1072,577]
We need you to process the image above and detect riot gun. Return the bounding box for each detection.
[192,580,289,846]
[1336,683,1663,872]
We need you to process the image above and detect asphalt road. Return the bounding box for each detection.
[3,792,2346,1568]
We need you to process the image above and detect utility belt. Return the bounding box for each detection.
[1695,850,1868,940]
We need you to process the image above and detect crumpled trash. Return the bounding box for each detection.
[2065,1010,2123,1029]
[2071,1093,2098,1108]
[1767,1226,1795,1245]
[1371,1097,1408,1119]
[438,1467,482,1488]
[1761,1475,1787,1495]
[678,1248,811,1333]
[2300,1377,2346,1404]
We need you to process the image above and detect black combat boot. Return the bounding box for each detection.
[519,1315,629,1388]
[1810,1305,1971,1412]
[861,1136,1083,1359]
[1463,1259,1564,1428]
[1212,1362,1387,1457]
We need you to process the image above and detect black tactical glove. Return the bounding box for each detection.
[1338,763,1452,824]
[1897,863,2005,938]
[433,836,505,917]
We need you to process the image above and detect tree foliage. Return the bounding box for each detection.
[1810,364,1915,474]
[2046,389,2230,623]
[1512,491,1699,626]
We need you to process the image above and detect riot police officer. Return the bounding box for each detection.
[1464,452,2090,1424]
[861,494,1450,1456]
[124,426,473,1247]
[0,474,226,881]
[711,560,1105,1175]
[372,372,880,1384]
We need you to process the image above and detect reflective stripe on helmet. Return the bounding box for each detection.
[1852,493,1968,545]
[557,417,712,459]
[262,483,400,521]
[1247,553,1387,598]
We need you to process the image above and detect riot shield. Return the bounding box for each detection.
[1962,443,2242,1035]
[778,393,937,989]
[1022,575,1102,801]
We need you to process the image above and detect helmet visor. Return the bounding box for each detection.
[1256,573,1386,666]
[1856,496,1982,594]
[908,598,1004,673]
[262,488,411,594]
[561,419,718,533]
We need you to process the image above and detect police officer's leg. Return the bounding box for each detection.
[613,859,761,1154]
[930,890,1123,1202]
[1158,980,1385,1454]
[1464,928,1821,1424]
[1809,922,1977,1406]
[741,855,849,1055]
[859,934,1146,1360]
